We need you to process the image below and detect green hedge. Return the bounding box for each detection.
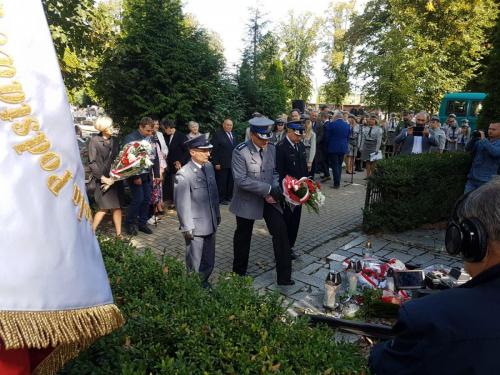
[62,238,367,374]
[363,152,471,233]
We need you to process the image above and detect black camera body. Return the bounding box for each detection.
[413,126,425,137]
[471,130,481,139]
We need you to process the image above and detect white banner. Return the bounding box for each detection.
[0,1,113,311]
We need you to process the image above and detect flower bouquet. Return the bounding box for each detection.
[281,175,325,214]
[101,140,153,192]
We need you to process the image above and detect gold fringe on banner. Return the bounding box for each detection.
[0,304,124,375]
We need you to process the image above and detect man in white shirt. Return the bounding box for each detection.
[394,111,438,155]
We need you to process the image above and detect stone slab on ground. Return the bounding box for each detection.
[116,171,463,314]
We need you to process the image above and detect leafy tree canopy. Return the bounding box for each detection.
[237,9,287,119]
[349,0,498,114]
[43,0,119,103]
[279,11,321,102]
[478,20,500,128]
[95,0,228,133]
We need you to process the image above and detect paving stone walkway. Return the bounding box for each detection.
[126,171,461,313]
[130,172,367,279]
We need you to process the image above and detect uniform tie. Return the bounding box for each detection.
[259,148,264,161]
[294,144,299,152]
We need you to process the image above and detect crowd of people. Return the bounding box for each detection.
[81,107,500,373]
[84,106,500,286]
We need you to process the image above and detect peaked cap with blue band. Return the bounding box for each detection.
[249,117,274,139]
[286,119,305,135]
[184,133,213,149]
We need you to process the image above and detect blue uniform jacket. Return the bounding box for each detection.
[324,119,351,154]
[369,264,500,374]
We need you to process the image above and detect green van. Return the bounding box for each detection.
[438,92,486,130]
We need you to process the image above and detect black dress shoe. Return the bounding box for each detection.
[290,250,298,260]
[277,279,295,286]
[220,200,229,205]
[138,225,153,234]
[125,224,137,236]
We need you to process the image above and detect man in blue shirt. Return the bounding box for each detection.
[464,122,500,193]
[324,111,351,188]
[123,117,156,235]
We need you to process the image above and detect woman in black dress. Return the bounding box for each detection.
[88,116,122,236]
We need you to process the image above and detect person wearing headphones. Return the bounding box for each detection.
[369,178,500,374]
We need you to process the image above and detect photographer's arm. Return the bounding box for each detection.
[369,305,430,374]
[394,129,407,145]
[480,139,500,158]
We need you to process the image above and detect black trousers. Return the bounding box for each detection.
[320,158,330,177]
[283,204,302,249]
[215,168,233,202]
[233,203,292,282]
[165,167,175,203]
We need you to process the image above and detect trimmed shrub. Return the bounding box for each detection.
[62,238,367,374]
[363,152,471,233]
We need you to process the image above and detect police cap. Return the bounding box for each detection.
[249,117,274,139]
[287,120,305,135]
[184,133,213,149]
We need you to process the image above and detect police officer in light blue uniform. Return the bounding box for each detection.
[230,117,294,285]
[174,134,220,287]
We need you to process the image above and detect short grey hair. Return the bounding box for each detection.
[332,110,343,120]
[188,121,199,130]
[461,177,500,241]
[415,111,429,122]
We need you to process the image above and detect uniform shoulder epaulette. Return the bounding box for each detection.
[236,142,247,151]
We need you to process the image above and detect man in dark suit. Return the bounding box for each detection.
[394,111,438,155]
[276,120,308,260]
[310,110,319,133]
[211,118,237,204]
[370,179,500,374]
[174,134,220,288]
[316,111,331,182]
[122,117,157,235]
[324,111,351,188]
[163,118,189,209]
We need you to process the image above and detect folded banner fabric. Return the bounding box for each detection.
[0,1,123,373]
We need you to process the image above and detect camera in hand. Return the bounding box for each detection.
[471,129,481,139]
[413,126,425,137]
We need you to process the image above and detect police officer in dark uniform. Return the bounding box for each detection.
[230,117,294,285]
[276,119,308,260]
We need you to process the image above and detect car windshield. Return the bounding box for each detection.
[446,100,467,117]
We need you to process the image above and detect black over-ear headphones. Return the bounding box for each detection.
[445,193,488,262]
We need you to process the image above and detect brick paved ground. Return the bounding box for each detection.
[129,172,367,280]
[123,170,461,312]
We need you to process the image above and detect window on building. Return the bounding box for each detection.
[470,101,483,117]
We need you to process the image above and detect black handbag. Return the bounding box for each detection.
[86,176,97,196]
